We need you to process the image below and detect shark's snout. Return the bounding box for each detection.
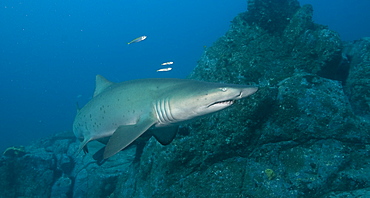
[241,87,258,98]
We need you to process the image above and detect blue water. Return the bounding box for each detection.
[300,0,370,41]
[0,0,369,151]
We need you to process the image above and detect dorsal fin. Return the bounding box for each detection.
[93,75,113,97]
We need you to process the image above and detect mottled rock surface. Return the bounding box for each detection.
[0,132,135,198]
[1,0,370,197]
[344,37,370,117]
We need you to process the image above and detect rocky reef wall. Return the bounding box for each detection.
[1,0,370,197]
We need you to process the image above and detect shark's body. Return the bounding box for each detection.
[73,75,258,159]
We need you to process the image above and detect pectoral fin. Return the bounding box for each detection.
[103,117,155,159]
[152,126,179,145]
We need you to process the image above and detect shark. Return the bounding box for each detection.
[73,75,258,159]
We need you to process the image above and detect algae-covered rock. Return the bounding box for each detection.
[344,37,370,116]
[0,147,56,197]
[268,73,368,143]
[3,146,27,157]
[51,175,72,198]
[190,2,343,86]
[245,0,300,34]
[0,131,136,198]
[71,141,135,198]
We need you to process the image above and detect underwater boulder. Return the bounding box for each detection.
[344,37,370,116]
[2,146,27,158]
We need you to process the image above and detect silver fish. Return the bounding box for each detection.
[127,35,147,44]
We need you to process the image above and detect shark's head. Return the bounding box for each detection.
[158,81,258,125]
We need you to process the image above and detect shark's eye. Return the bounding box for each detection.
[220,88,227,92]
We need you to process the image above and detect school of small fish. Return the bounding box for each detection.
[127,35,175,72]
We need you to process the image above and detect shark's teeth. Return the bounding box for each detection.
[208,100,234,107]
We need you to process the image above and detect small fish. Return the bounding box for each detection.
[127,36,147,44]
[157,67,172,72]
[161,61,174,66]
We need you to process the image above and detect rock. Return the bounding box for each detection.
[71,141,135,197]
[51,175,72,198]
[0,148,55,198]
[0,131,136,197]
[2,146,27,157]
[245,0,300,34]
[271,73,370,144]
[344,37,370,116]
[190,3,342,86]
[323,188,370,198]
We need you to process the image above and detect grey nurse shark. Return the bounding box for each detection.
[73,75,258,159]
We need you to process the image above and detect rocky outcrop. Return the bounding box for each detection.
[191,2,342,85]
[343,37,370,116]
[1,0,370,197]
[0,132,136,198]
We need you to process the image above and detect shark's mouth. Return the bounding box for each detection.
[208,100,235,108]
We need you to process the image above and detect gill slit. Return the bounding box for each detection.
[155,98,175,124]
